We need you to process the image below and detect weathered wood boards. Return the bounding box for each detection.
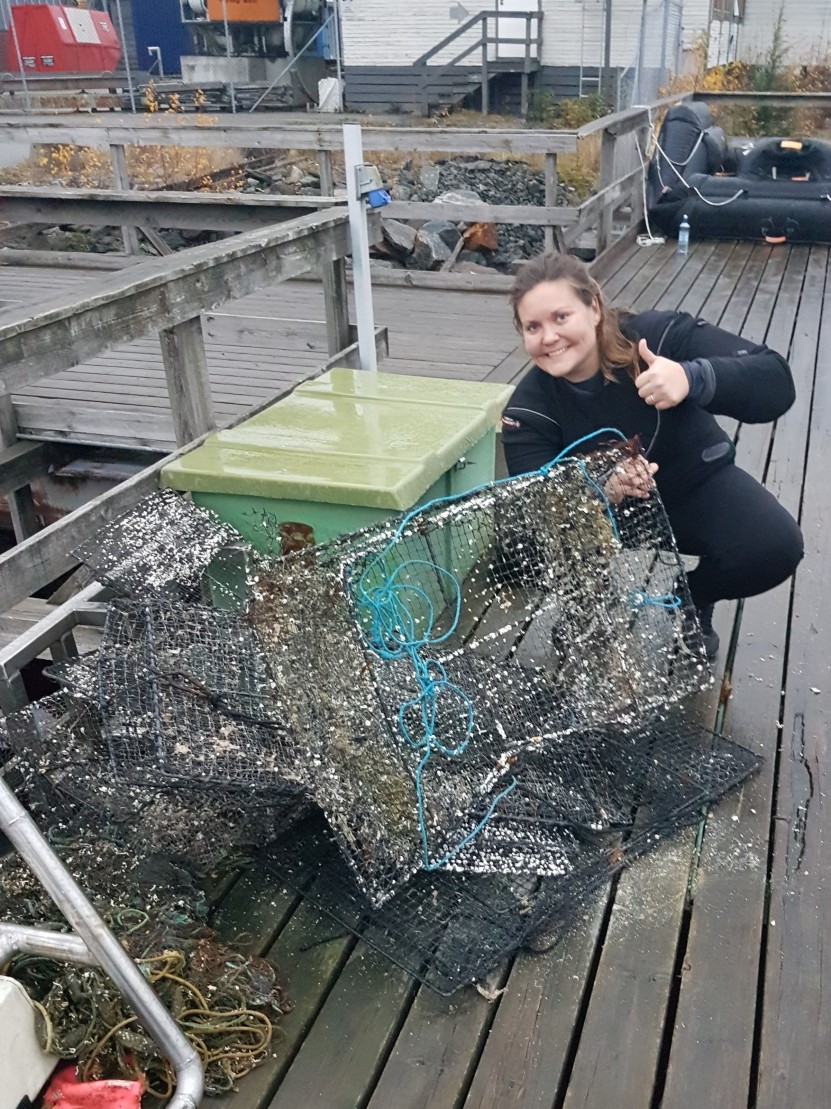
[0,208,367,393]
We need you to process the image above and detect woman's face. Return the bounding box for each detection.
[516,279,601,383]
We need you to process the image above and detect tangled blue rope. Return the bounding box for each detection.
[352,426,676,870]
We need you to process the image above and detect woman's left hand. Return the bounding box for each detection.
[636,339,690,409]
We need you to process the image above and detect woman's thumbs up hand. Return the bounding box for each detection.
[635,338,690,409]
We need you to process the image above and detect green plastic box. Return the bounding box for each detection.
[160,368,513,553]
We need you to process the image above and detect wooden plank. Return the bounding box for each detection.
[0,116,579,155]
[461,903,605,1109]
[0,249,141,270]
[0,439,52,497]
[632,240,720,313]
[211,879,360,1109]
[753,246,829,1109]
[159,315,216,446]
[267,944,416,1109]
[385,200,579,227]
[0,208,361,392]
[484,344,530,385]
[651,248,819,1108]
[109,143,140,256]
[0,391,41,541]
[0,598,101,655]
[318,149,352,357]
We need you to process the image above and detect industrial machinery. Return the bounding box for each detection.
[178,0,335,108]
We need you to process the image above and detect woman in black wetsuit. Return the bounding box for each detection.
[501,252,803,659]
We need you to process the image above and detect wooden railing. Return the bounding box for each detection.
[0,205,385,606]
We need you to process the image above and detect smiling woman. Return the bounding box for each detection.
[501,252,804,660]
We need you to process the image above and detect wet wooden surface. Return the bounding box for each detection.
[7,239,830,1106]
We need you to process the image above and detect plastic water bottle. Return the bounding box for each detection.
[677,214,690,256]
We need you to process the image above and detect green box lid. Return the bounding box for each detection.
[161,369,513,510]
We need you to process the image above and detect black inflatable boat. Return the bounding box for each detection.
[646,101,831,244]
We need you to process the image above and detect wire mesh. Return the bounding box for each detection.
[1,691,309,878]
[258,713,762,993]
[72,488,245,604]
[96,599,309,794]
[3,447,760,991]
[246,445,711,904]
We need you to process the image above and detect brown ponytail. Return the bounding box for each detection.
[509,253,640,383]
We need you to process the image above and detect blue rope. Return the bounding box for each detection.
[352,425,633,870]
[631,590,681,609]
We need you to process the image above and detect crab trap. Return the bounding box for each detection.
[1,440,761,993]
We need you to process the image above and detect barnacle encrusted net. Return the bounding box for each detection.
[96,599,309,794]
[242,444,712,904]
[5,442,758,992]
[258,713,762,993]
[71,487,244,604]
[1,691,309,878]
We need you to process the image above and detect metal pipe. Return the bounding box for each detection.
[342,124,377,372]
[220,0,237,114]
[3,0,30,113]
[0,778,204,1109]
[0,924,97,967]
[332,0,343,109]
[112,0,136,113]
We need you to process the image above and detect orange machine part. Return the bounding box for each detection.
[206,0,281,21]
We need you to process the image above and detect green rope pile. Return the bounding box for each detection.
[9,919,289,1097]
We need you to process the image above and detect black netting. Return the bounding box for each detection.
[72,488,246,604]
[96,600,308,794]
[258,714,761,993]
[1,691,309,878]
[3,449,760,991]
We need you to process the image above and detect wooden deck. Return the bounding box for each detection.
[1,268,525,451]
[7,237,831,1107]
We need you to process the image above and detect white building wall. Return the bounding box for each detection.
[339,0,496,66]
[738,0,831,64]
[681,0,712,51]
[339,0,710,72]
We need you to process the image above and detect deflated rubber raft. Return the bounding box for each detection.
[647,101,831,244]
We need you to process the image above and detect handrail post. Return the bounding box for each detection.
[544,152,559,253]
[318,148,351,356]
[596,125,618,256]
[159,316,216,446]
[481,17,489,116]
[0,388,41,542]
[110,143,140,255]
[521,14,531,119]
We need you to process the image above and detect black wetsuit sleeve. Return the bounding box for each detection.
[658,313,795,423]
[501,406,566,476]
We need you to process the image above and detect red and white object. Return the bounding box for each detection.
[0,976,58,1109]
[10,4,122,74]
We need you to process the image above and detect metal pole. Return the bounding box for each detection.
[112,0,136,112]
[343,124,377,372]
[603,0,613,107]
[4,0,30,113]
[221,0,237,113]
[332,0,344,110]
[0,777,204,1109]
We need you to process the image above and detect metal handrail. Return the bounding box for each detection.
[0,776,204,1109]
[413,9,542,68]
[413,10,542,116]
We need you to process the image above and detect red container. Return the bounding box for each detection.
[11,4,122,74]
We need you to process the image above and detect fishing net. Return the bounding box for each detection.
[1,692,309,878]
[95,600,309,795]
[71,488,244,605]
[258,713,762,994]
[241,441,712,905]
[1,436,760,995]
